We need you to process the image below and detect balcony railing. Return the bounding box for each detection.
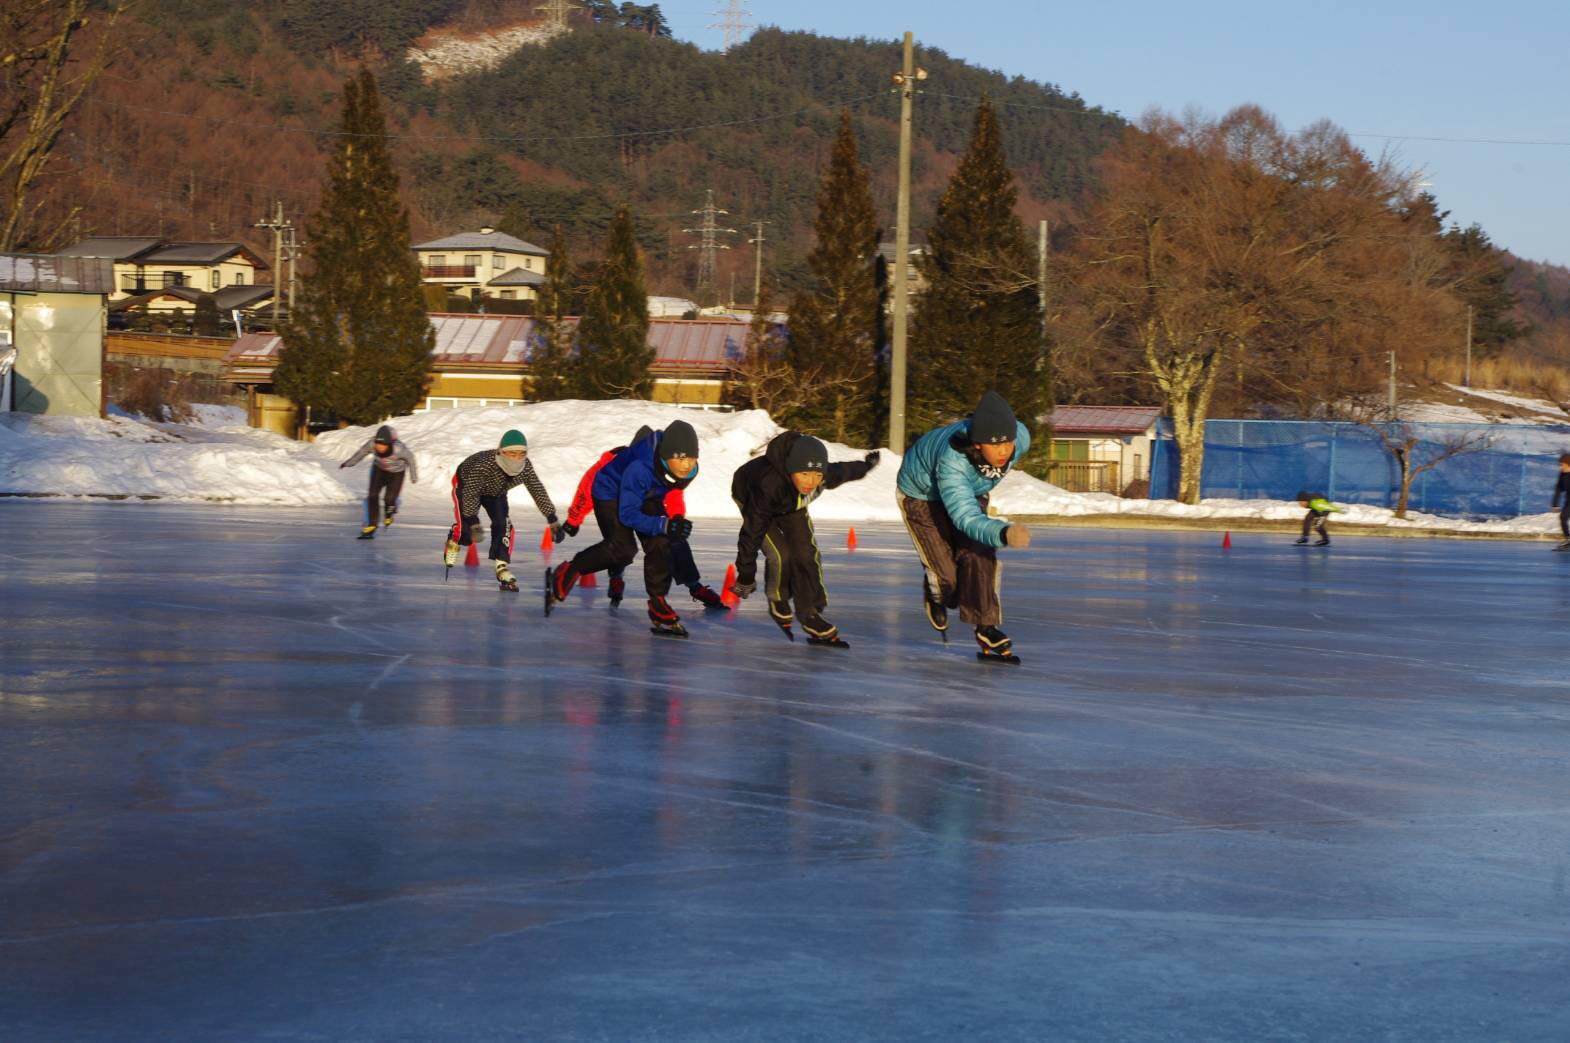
[423,265,477,279]
[1045,460,1122,495]
[122,271,188,293]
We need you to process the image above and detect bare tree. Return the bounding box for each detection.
[0,0,132,251]
[729,287,859,422]
[1353,417,1493,518]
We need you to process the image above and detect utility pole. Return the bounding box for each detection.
[709,1,754,50]
[255,201,292,328]
[535,0,578,33]
[1388,350,1398,420]
[284,222,300,316]
[888,32,925,452]
[1037,218,1049,353]
[1464,305,1474,388]
[748,221,767,305]
[683,189,735,308]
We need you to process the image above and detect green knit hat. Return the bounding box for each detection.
[498,429,527,449]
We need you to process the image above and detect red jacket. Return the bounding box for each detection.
[568,449,685,528]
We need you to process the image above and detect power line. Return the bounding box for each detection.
[683,189,735,306]
[535,0,578,32]
[709,1,754,51]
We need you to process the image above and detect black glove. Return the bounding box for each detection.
[864,450,881,468]
[562,521,580,538]
[339,461,349,469]
[665,515,693,540]
[730,578,756,599]
[550,522,569,543]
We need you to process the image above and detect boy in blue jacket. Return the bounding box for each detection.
[896,391,1033,662]
[545,420,700,633]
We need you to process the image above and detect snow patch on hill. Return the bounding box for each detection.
[407,21,566,81]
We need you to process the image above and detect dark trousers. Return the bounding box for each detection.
[1560,501,1569,539]
[365,469,404,527]
[1302,509,1329,539]
[610,540,697,588]
[759,511,827,618]
[570,498,673,598]
[899,493,1001,627]
[450,475,514,562]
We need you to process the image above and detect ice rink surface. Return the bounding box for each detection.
[2,501,1568,1040]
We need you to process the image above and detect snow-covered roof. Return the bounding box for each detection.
[1049,405,1162,435]
[0,253,116,294]
[412,230,547,255]
[225,314,753,373]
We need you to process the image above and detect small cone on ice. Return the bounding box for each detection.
[720,563,739,608]
[1222,531,1232,549]
[540,526,554,552]
[579,570,597,588]
[464,543,480,567]
[847,527,858,551]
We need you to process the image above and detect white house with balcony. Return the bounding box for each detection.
[412,227,547,302]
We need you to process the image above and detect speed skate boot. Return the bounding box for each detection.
[799,611,848,650]
[1314,535,1331,547]
[495,560,519,592]
[647,596,688,638]
[768,599,795,641]
[608,576,626,605]
[689,583,726,610]
[383,505,397,528]
[544,562,579,615]
[358,525,377,540]
[443,539,462,567]
[922,575,948,639]
[974,625,1020,665]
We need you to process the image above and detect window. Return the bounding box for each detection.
[233,271,246,285]
[492,254,504,270]
[428,255,446,266]
[499,290,516,300]
[210,270,220,290]
[523,257,533,271]
[464,254,481,268]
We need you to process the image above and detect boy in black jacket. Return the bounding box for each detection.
[1554,453,1570,550]
[730,431,879,644]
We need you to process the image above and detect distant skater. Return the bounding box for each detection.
[340,425,417,538]
[1553,453,1570,550]
[1294,491,1343,547]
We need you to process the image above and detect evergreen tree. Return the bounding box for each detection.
[788,111,882,444]
[193,293,221,336]
[275,68,434,427]
[1441,223,1527,354]
[908,99,1043,440]
[528,224,575,400]
[574,205,652,398]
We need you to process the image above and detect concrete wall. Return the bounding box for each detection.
[3,291,104,417]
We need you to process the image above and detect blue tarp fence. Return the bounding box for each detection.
[1148,419,1570,518]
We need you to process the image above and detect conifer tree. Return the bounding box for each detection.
[528,224,575,400]
[574,205,652,398]
[275,68,433,427]
[193,293,220,337]
[788,111,883,444]
[908,99,1044,439]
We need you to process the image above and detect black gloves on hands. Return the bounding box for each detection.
[665,515,693,540]
[864,450,881,468]
[562,521,579,538]
[550,522,569,543]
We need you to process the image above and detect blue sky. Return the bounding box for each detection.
[661,1,1570,266]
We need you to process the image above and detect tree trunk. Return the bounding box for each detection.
[1394,445,1413,519]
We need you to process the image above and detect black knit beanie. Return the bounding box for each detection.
[969,391,1017,444]
[784,435,828,474]
[658,420,699,460]
[374,425,394,444]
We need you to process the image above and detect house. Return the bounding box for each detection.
[0,253,114,417]
[878,240,929,300]
[108,283,275,320]
[224,313,749,436]
[1045,405,1162,496]
[56,237,269,301]
[412,227,548,302]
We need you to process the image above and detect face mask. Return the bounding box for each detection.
[975,461,1007,480]
[496,452,526,477]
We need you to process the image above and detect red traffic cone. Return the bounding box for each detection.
[464,542,480,567]
[847,526,858,551]
[720,563,740,608]
[579,570,598,587]
[1222,531,1232,549]
[540,526,554,552]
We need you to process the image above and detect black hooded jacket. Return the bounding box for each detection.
[731,431,874,581]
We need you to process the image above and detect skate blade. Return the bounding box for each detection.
[650,625,689,638]
[807,637,849,649]
[357,534,375,540]
[976,651,1021,665]
[543,568,556,616]
[499,582,519,592]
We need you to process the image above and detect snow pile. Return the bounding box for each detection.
[0,412,357,505]
[407,22,566,80]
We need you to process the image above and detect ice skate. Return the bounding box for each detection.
[382,509,396,528]
[1314,536,1331,547]
[800,612,848,649]
[648,596,688,638]
[689,584,726,610]
[495,560,519,592]
[974,625,1021,665]
[443,539,461,567]
[544,563,578,615]
[1556,540,1570,552]
[769,599,795,641]
[357,525,377,540]
[608,576,626,605]
[922,576,948,641]
[1294,537,1309,545]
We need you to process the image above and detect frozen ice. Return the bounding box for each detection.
[1,501,1569,1039]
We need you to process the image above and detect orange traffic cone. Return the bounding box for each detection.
[1222,531,1232,549]
[720,563,740,608]
[579,570,598,587]
[540,526,554,552]
[464,542,479,567]
[847,526,858,551]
